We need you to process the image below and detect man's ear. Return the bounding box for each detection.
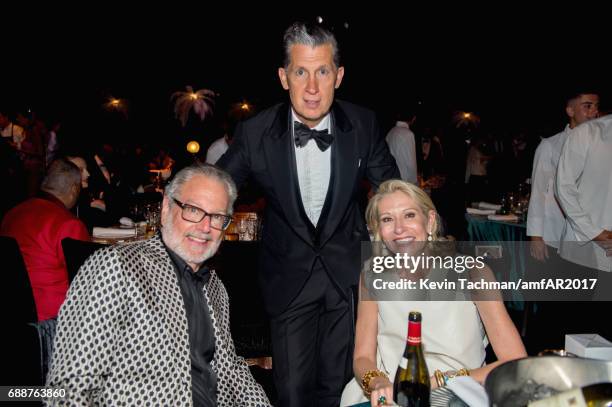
[161,195,170,226]
[335,66,345,89]
[278,67,289,90]
[566,104,575,120]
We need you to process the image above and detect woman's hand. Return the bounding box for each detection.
[369,376,393,406]
[430,374,439,390]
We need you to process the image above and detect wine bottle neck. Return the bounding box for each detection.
[407,320,422,345]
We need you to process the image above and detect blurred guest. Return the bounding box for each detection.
[419,126,445,180]
[66,156,90,189]
[0,127,26,217]
[385,107,418,184]
[206,107,254,165]
[218,21,398,406]
[47,164,270,406]
[487,129,537,200]
[464,137,492,202]
[46,121,61,166]
[527,90,599,261]
[145,146,175,192]
[17,111,46,197]
[0,109,26,152]
[122,144,150,193]
[1,158,89,321]
[509,132,533,185]
[149,146,175,173]
[83,142,131,224]
[206,132,231,165]
[340,180,526,405]
[65,154,113,231]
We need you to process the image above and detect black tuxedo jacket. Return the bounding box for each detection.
[218,100,399,315]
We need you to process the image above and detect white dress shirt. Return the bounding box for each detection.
[526,125,570,248]
[293,110,331,227]
[385,121,417,184]
[205,136,229,164]
[556,115,612,271]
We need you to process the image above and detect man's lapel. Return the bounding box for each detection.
[264,103,315,245]
[143,235,191,385]
[202,270,226,374]
[318,102,358,246]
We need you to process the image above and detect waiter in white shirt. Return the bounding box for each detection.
[553,113,612,342]
[556,113,612,272]
[527,91,599,261]
[385,108,418,184]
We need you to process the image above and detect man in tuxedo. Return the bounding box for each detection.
[218,22,399,406]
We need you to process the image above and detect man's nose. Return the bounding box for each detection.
[306,76,318,94]
[198,215,212,232]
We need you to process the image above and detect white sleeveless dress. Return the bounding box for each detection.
[340,299,488,405]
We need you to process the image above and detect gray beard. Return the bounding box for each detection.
[161,215,220,268]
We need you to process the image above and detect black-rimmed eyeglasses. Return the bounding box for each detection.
[172,198,232,231]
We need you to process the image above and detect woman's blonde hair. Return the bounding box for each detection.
[365,179,442,242]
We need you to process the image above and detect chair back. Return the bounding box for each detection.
[0,235,37,323]
[0,236,42,385]
[61,238,105,283]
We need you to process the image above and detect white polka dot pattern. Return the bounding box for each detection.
[45,234,271,406]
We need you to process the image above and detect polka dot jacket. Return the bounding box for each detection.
[45,234,271,406]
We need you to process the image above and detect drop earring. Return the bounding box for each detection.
[427,232,433,242]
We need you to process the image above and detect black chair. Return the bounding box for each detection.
[61,238,105,283]
[1,236,37,324]
[0,236,42,386]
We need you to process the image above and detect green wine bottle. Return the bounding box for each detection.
[393,311,431,407]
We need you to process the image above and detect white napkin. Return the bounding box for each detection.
[119,217,134,227]
[446,376,489,407]
[487,214,519,222]
[478,202,502,210]
[467,208,497,215]
[93,227,137,238]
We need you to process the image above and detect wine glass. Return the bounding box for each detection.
[238,217,248,241]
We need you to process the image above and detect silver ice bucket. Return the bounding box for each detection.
[485,356,612,406]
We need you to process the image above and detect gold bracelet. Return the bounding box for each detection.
[433,369,445,387]
[443,368,470,384]
[361,369,388,396]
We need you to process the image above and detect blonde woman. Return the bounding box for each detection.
[341,179,526,406]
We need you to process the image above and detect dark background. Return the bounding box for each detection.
[3,8,610,155]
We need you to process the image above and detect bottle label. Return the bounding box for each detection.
[528,389,586,407]
[407,321,421,345]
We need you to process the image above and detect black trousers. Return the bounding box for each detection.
[270,260,353,407]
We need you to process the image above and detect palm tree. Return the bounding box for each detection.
[170,85,216,127]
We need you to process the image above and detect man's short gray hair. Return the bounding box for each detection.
[41,158,81,197]
[165,163,238,214]
[283,22,340,68]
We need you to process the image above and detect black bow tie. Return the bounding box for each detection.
[294,122,333,151]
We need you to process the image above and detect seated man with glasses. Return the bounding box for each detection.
[46,163,271,406]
